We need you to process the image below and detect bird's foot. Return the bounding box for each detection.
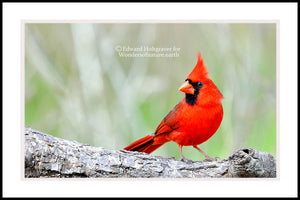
[203,156,219,162]
[180,156,193,163]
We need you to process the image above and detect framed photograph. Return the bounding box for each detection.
[3,3,297,198]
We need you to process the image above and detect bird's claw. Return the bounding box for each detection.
[180,157,193,163]
[203,156,219,162]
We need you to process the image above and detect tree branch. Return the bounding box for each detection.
[24,127,276,178]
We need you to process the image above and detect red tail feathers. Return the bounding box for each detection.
[124,135,163,154]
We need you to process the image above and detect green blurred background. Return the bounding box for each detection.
[25,23,276,160]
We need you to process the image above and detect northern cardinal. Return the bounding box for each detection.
[124,52,224,161]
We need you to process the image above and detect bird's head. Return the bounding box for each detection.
[179,52,223,106]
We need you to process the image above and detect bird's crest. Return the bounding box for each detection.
[187,52,209,82]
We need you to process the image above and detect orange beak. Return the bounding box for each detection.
[178,80,195,95]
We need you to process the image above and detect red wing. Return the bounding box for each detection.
[154,101,182,137]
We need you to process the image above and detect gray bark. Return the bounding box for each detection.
[24,126,276,178]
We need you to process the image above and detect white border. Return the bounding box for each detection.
[3,3,298,197]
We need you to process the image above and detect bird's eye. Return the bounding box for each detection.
[198,82,204,87]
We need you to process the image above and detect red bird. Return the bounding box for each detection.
[124,52,224,161]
